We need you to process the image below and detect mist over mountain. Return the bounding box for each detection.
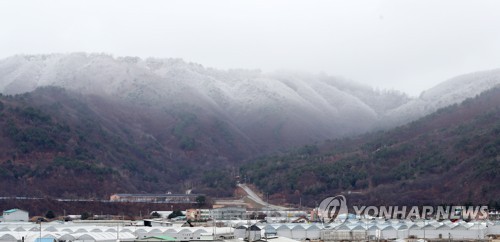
[2,53,498,150]
[384,68,500,127]
[242,87,500,206]
[0,53,408,149]
[0,53,499,201]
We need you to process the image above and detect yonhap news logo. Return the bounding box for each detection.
[318,195,489,223]
[318,195,348,223]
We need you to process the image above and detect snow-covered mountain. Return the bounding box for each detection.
[0,53,498,149]
[384,68,500,126]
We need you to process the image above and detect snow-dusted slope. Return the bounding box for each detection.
[0,53,407,147]
[0,53,498,147]
[384,69,500,126]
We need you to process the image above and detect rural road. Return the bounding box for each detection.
[237,183,289,210]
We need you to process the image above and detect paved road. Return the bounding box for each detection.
[237,183,288,210]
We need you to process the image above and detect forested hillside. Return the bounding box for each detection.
[1,86,498,205]
[0,54,499,206]
[0,87,238,198]
[241,87,500,206]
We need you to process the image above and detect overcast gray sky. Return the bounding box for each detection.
[1,0,499,96]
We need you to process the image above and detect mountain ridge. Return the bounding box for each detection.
[0,53,407,145]
[241,87,500,206]
[0,53,499,204]
[2,53,499,149]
